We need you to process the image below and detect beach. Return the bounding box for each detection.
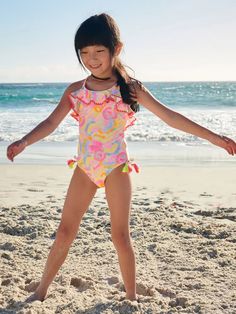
[1,0,236,309]
[1,142,236,313]
[1,81,236,313]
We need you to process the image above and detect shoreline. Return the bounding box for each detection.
[1,163,235,208]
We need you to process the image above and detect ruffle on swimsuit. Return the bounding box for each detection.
[67,77,140,188]
[69,83,137,131]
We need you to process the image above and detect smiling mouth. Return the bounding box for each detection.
[90,65,101,69]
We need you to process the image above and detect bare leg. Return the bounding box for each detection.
[105,164,136,301]
[26,166,98,302]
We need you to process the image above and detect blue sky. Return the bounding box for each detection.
[0,0,235,82]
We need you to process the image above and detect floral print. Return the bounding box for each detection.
[67,77,139,188]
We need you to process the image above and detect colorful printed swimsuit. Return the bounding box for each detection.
[67,77,139,188]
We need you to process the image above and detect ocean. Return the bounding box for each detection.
[0,81,236,164]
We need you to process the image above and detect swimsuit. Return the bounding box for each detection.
[67,77,140,188]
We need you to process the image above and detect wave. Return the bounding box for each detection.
[32,97,57,104]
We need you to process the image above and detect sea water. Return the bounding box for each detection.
[0,81,235,164]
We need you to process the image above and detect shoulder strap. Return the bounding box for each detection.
[82,76,89,89]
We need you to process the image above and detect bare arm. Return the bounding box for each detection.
[132,83,236,155]
[7,81,82,161]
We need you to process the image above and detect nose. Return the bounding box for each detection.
[88,51,98,62]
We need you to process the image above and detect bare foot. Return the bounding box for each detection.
[126,294,136,301]
[126,295,141,302]
[117,294,140,302]
[25,291,47,303]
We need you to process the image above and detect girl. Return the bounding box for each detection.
[6,13,236,302]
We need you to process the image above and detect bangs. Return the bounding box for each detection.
[75,18,115,53]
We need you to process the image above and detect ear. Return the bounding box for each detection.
[114,43,123,56]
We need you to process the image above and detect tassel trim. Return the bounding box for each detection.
[122,161,140,173]
[67,158,140,174]
[67,156,80,169]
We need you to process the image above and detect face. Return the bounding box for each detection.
[79,44,121,76]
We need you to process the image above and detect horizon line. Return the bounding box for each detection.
[1,80,236,84]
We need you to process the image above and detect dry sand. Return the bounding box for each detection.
[0,164,236,313]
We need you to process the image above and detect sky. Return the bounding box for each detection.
[0,0,236,82]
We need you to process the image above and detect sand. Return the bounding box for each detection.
[0,164,236,313]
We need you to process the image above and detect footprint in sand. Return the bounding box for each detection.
[70,277,94,292]
[0,242,16,251]
[136,282,156,296]
[169,296,189,308]
[193,209,215,217]
[2,275,21,286]
[1,278,11,286]
[106,276,119,285]
[138,201,151,206]
[147,243,157,253]
[24,280,40,292]
[115,281,155,297]
[27,188,44,192]
[199,192,213,197]
[156,287,176,298]
[153,199,164,204]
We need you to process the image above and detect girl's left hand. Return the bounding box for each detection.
[209,134,236,156]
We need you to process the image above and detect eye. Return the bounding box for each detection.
[80,51,87,54]
[97,50,105,52]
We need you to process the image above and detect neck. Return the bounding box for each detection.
[91,73,111,81]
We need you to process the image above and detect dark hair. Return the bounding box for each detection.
[74,13,140,113]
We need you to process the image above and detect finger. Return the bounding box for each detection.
[230,144,235,155]
[232,144,236,155]
[7,148,12,160]
[227,146,234,155]
[9,153,13,161]
[230,145,235,155]
[7,153,13,161]
[10,149,15,159]
[225,146,233,155]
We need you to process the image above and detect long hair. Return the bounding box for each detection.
[74,13,140,113]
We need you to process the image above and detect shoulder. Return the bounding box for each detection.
[58,79,85,107]
[128,78,147,94]
[128,78,149,103]
[63,79,85,98]
[128,79,164,109]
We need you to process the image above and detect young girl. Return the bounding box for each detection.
[6,13,236,302]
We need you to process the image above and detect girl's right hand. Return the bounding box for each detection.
[6,139,27,162]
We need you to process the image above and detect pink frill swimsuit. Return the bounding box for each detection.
[67,77,140,188]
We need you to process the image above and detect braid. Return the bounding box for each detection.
[114,58,140,113]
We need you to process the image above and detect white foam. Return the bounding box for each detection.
[1,105,236,143]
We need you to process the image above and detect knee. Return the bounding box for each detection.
[56,224,78,245]
[111,231,132,250]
